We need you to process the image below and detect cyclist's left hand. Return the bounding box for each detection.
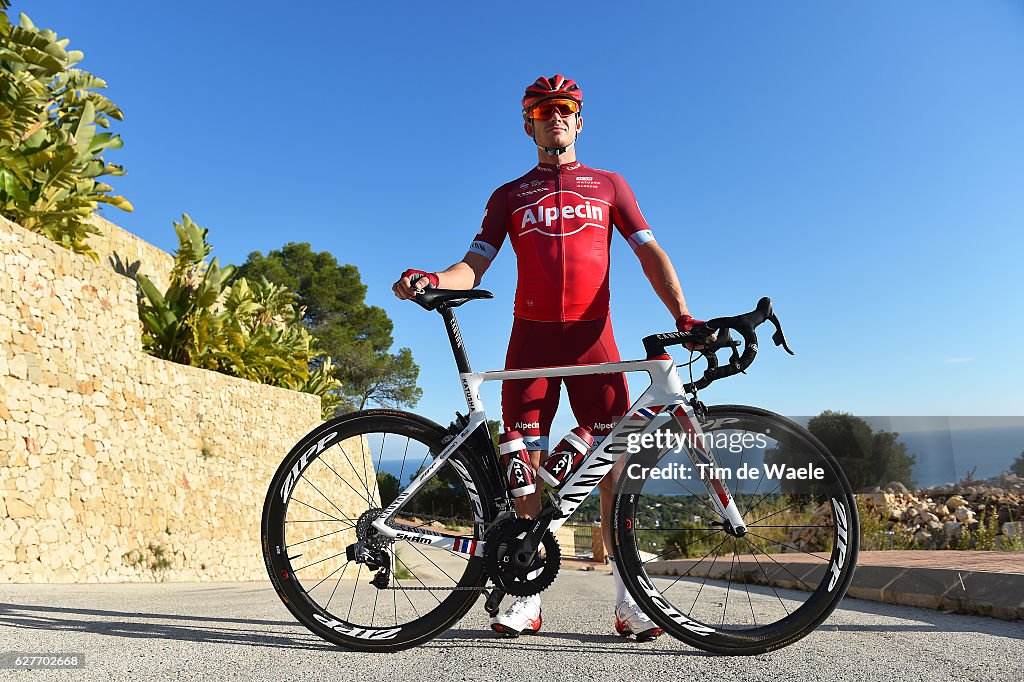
[677,314,716,351]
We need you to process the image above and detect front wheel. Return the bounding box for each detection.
[262,409,496,652]
[612,405,859,655]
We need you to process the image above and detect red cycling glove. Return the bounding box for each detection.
[675,314,707,333]
[401,269,439,289]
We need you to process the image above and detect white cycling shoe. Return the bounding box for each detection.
[614,599,664,641]
[490,595,542,637]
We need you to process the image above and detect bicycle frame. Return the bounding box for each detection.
[370,308,748,553]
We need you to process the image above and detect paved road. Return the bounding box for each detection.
[0,570,1020,681]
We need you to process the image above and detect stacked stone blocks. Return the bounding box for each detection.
[1,215,369,582]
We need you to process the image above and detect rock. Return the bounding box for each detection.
[945,495,968,510]
[4,496,35,519]
[954,507,975,523]
[1004,521,1024,539]
[886,481,910,494]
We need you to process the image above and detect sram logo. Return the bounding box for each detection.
[635,572,715,635]
[396,532,433,545]
[828,499,849,592]
[280,431,338,502]
[313,613,401,640]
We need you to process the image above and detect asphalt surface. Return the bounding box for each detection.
[0,571,1020,682]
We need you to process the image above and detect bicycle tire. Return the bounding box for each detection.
[262,409,496,652]
[612,404,859,655]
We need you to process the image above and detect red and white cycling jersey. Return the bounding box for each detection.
[470,161,655,322]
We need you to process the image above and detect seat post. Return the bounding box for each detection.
[438,305,472,373]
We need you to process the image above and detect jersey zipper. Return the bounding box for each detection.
[556,160,566,321]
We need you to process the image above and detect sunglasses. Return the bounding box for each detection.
[527,99,581,120]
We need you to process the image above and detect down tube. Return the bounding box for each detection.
[546,393,673,533]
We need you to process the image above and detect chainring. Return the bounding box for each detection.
[483,517,560,597]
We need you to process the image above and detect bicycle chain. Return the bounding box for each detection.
[382,581,489,585]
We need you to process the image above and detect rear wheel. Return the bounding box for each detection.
[612,405,859,655]
[262,410,495,652]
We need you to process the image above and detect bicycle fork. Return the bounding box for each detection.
[666,401,748,536]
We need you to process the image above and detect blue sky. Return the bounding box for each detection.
[20,1,1024,435]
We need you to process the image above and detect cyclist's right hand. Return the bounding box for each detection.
[393,269,439,300]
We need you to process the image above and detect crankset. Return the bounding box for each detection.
[483,517,560,597]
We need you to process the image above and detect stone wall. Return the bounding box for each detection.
[0,215,370,582]
[86,213,175,291]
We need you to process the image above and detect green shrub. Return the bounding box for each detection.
[0,8,132,258]
[138,214,342,417]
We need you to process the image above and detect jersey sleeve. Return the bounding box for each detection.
[609,173,656,251]
[467,186,509,262]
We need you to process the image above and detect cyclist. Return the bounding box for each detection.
[393,74,708,640]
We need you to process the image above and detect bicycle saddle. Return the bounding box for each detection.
[414,288,494,311]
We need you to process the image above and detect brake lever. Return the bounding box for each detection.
[768,313,795,355]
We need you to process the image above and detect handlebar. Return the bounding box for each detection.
[641,297,794,393]
[405,284,793,394]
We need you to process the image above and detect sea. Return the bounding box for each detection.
[370,416,1024,491]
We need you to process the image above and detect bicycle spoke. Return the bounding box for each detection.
[689,535,730,616]
[309,560,350,592]
[414,446,434,485]
[392,574,421,618]
[289,498,351,524]
[745,530,830,562]
[657,533,731,599]
[291,527,351,547]
[404,540,460,585]
[634,526,719,531]
[748,524,827,529]
[395,551,443,605]
[743,538,815,591]
[325,562,348,611]
[397,437,411,490]
[347,563,364,621]
[740,462,766,515]
[325,446,373,507]
[300,474,351,521]
[642,528,724,564]
[294,550,347,573]
[369,432,388,504]
[359,431,373,503]
[722,538,737,627]
[747,500,803,527]
[670,478,724,522]
[741,482,783,519]
[741,536,788,617]
[737,540,757,628]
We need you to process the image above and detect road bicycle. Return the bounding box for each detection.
[262,290,859,654]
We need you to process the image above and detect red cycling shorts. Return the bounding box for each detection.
[501,316,630,452]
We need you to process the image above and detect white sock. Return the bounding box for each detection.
[524,568,542,606]
[608,555,628,605]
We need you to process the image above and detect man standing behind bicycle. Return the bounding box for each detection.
[393,74,708,640]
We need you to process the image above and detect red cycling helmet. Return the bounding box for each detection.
[522,74,583,119]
